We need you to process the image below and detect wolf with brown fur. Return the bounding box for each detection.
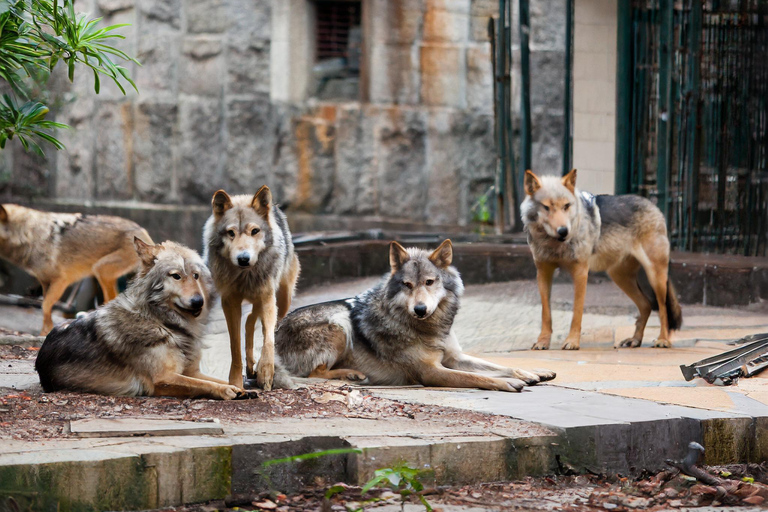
[275,240,555,391]
[203,186,300,391]
[521,169,682,351]
[35,239,243,399]
[0,204,153,335]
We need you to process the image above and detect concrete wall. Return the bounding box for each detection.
[572,0,617,195]
[0,0,569,228]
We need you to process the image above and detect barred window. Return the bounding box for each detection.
[310,0,362,100]
[315,1,362,63]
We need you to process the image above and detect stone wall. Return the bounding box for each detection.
[0,0,567,228]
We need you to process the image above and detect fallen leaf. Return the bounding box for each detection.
[743,495,765,505]
[253,499,277,509]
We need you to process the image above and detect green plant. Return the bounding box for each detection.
[0,0,138,155]
[356,462,434,512]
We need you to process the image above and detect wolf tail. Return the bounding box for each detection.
[272,358,297,390]
[641,276,683,331]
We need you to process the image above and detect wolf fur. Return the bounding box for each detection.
[35,239,243,399]
[275,240,556,392]
[203,186,300,391]
[0,204,153,335]
[521,169,682,350]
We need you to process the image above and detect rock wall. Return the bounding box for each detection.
[0,0,566,228]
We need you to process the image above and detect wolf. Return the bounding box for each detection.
[275,240,556,392]
[0,204,153,335]
[203,186,300,391]
[35,238,243,399]
[521,169,682,351]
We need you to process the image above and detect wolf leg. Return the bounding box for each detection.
[184,368,232,386]
[309,364,366,382]
[277,254,300,320]
[641,243,672,348]
[244,310,259,380]
[562,261,589,350]
[608,258,652,348]
[532,261,557,350]
[222,295,244,388]
[255,292,277,390]
[92,249,135,302]
[40,278,70,336]
[153,372,241,400]
[420,365,526,392]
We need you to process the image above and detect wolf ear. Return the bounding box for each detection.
[0,205,6,222]
[562,168,577,193]
[252,185,272,218]
[389,241,410,271]
[212,190,233,215]
[134,237,160,267]
[428,239,453,268]
[524,170,542,196]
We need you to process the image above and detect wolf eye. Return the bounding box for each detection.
[403,282,414,289]
[425,279,434,286]
[564,203,571,211]
[170,273,182,280]
[227,230,235,238]
[193,272,199,280]
[251,228,260,236]
[542,205,550,212]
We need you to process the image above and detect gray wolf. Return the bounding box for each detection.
[275,240,555,392]
[35,238,243,399]
[203,186,300,391]
[0,204,153,335]
[521,169,682,351]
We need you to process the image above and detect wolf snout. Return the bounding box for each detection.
[414,303,428,318]
[557,226,569,238]
[236,253,251,267]
[189,294,205,311]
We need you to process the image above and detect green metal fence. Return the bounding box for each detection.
[619,0,768,256]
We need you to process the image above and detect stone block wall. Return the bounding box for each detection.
[0,0,567,229]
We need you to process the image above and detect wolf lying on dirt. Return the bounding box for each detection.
[275,240,555,392]
[35,238,244,400]
[522,169,682,351]
[0,204,152,335]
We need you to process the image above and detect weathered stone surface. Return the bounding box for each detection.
[226,95,276,192]
[420,44,465,107]
[369,44,420,105]
[178,98,224,203]
[94,100,133,200]
[470,0,497,42]
[375,107,428,221]
[423,6,470,43]
[179,36,225,96]
[138,0,181,31]
[426,110,466,225]
[466,43,493,112]
[333,105,377,215]
[531,0,567,49]
[133,101,177,203]
[96,0,133,15]
[530,50,566,114]
[369,0,425,44]
[226,38,271,95]
[532,112,564,173]
[291,115,336,213]
[427,0,471,13]
[186,0,228,34]
[135,33,180,95]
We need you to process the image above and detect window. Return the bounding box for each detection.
[310,0,362,100]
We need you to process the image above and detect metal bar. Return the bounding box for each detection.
[687,0,703,252]
[562,0,574,177]
[492,8,505,234]
[504,1,521,230]
[656,0,674,222]
[518,0,532,178]
[615,0,633,194]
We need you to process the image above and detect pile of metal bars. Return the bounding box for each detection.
[680,332,768,385]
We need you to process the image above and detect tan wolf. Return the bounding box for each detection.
[35,238,244,399]
[521,169,682,351]
[275,240,556,391]
[0,204,152,335]
[203,186,300,390]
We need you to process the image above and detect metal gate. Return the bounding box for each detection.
[622,0,768,256]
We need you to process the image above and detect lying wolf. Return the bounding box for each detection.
[0,204,152,335]
[275,240,555,392]
[35,238,243,400]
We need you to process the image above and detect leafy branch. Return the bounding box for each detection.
[0,0,139,155]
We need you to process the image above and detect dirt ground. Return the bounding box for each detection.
[143,465,768,511]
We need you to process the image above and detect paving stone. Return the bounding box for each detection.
[70,418,225,438]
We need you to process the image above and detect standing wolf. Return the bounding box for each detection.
[275,240,555,391]
[35,239,243,399]
[203,186,300,391]
[0,204,152,335]
[521,169,682,351]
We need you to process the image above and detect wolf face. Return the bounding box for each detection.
[134,238,214,321]
[210,186,272,269]
[522,169,579,242]
[386,240,456,320]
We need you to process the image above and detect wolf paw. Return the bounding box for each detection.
[510,368,540,385]
[531,339,550,350]
[653,338,672,348]
[245,363,257,380]
[561,339,580,350]
[256,359,275,391]
[501,378,526,392]
[344,370,367,382]
[218,384,242,400]
[616,337,642,348]
[532,368,556,381]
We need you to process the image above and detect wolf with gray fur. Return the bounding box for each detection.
[35,239,244,400]
[522,169,682,351]
[203,186,300,391]
[275,240,555,391]
[0,204,152,335]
